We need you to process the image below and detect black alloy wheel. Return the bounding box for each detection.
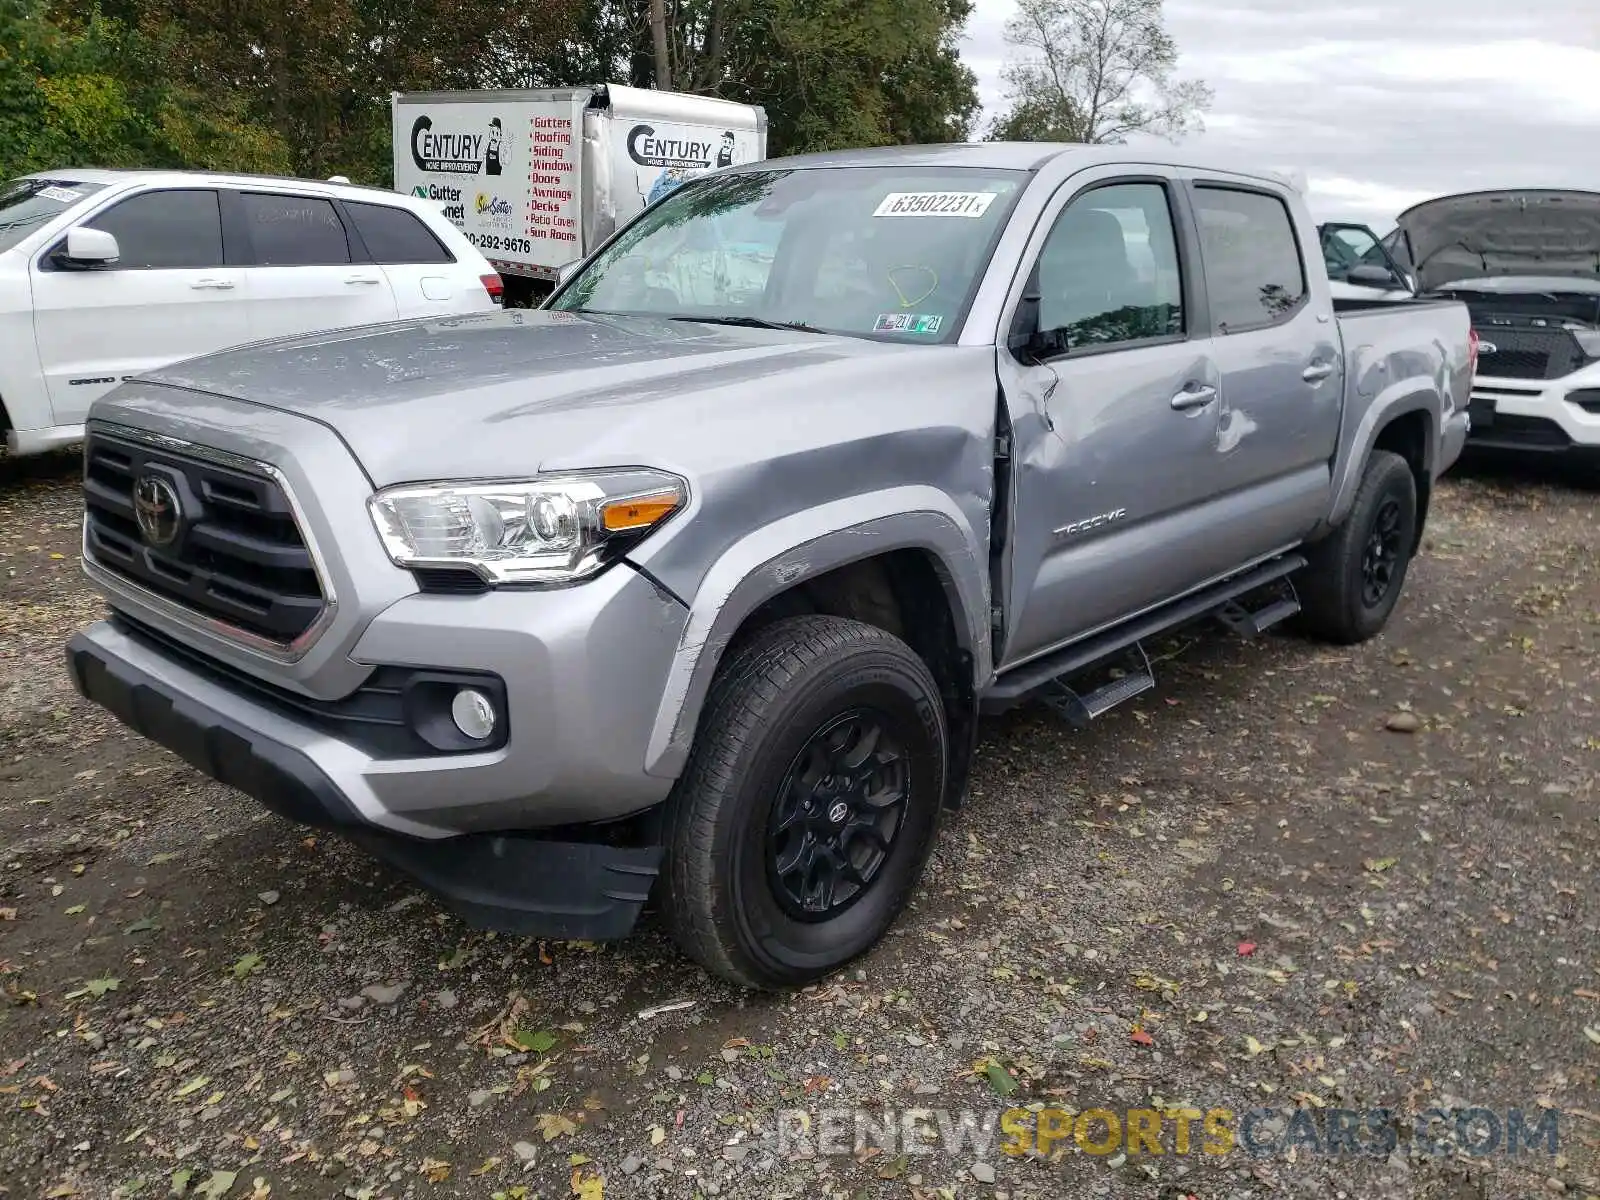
[767,709,909,920]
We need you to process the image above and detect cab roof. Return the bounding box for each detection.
[728,141,1303,191]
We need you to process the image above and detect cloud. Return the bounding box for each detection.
[963,0,1600,227]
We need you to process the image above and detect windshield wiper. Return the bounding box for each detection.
[668,315,828,334]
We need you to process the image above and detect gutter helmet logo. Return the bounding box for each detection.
[133,475,181,548]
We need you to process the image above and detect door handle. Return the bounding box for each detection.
[1303,361,1335,383]
[1170,383,1218,411]
[190,278,235,290]
[344,275,381,286]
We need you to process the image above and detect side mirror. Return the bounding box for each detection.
[59,227,120,268]
[1007,291,1070,363]
[555,260,582,287]
[1346,263,1400,289]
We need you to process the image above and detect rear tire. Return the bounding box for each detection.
[1296,449,1418,644]
[660,615,947,990]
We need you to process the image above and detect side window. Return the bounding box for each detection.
[1193,186,1306,332]
[345,202,454,264]
[1035,182,1184,350]
[85,189,224,270]
[239,192,351,266]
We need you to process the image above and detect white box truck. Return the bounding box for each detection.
[391,84,768,305]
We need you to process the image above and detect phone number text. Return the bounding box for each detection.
[465,232,534,255]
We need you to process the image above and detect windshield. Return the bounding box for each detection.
[0,177,106,253]
[551,166,1028,342]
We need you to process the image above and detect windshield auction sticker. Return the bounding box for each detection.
[38,186,83,204]
[873,191,997,218]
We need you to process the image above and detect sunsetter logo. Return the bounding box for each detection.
[627,124,737,171]
[410,115,486,174]
[475,194,513,217]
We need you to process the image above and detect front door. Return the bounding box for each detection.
[31,188,249,425]
[998,176,1229,670]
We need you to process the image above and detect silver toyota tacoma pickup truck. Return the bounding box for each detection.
[65,144,1473,990]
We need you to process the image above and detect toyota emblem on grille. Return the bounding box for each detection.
[1477,341,1498,354]
[133,475,182,547]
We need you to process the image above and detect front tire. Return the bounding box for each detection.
[660,615,947,990]
[1296,449,1419,644]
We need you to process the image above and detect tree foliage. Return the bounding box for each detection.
[2,0,979,184]
[988,0,1210,144]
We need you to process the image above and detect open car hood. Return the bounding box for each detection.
[1397,189,1600,291]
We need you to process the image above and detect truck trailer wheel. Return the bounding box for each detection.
[1296,449,1418,645]
[659,615,947,990]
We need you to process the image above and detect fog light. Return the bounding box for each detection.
[450,688,497,740]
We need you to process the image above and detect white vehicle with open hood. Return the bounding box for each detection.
[1386,189,1600,465]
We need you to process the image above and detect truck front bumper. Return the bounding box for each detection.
[65,562,690,940]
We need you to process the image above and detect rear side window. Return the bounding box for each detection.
[239,192,351,266]
[1193,186,1307,332]
[346,201,454,264]
[86,189,224,269]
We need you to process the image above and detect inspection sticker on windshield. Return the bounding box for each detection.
[38,186,83,204]
[873,191,997,218]
[875,313,943,334]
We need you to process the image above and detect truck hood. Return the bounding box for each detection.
[1398,189,1600,291]
[131,310,932,486]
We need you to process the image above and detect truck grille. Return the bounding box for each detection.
[82,429,328,645]
[1473,325,1591,381]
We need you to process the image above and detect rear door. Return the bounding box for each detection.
[998,171,1228,668]
[31,187,249,424]
[342,199,481,318]
[1185,181,1341,554]
[225,189,399,340]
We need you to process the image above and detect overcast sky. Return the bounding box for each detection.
[962,0,1600,230]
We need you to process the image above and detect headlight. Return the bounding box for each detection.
[368,469,687,585]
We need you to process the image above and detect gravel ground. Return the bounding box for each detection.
[2,448,1598,1200]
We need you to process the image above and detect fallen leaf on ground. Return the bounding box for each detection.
[420,1159,450,1183]
[537,1113,578,1141]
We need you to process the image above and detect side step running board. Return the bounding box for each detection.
[1038,643,1155,729]
[1216,589,1301,639]
[981,553,1308,716]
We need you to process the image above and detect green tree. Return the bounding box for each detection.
[988,0,1210,143]
[0,0,290,180]
[135,0,586,181]
[561,0,980,155]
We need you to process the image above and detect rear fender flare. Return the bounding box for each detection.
[1326,385,1437,531]
[642,487,991,779]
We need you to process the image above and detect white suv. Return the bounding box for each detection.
[1,170,503,456]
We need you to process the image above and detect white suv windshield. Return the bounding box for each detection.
[0,178,108,253]
[551,166,1027,343]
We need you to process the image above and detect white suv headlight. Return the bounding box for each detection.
[368,469,687,585]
